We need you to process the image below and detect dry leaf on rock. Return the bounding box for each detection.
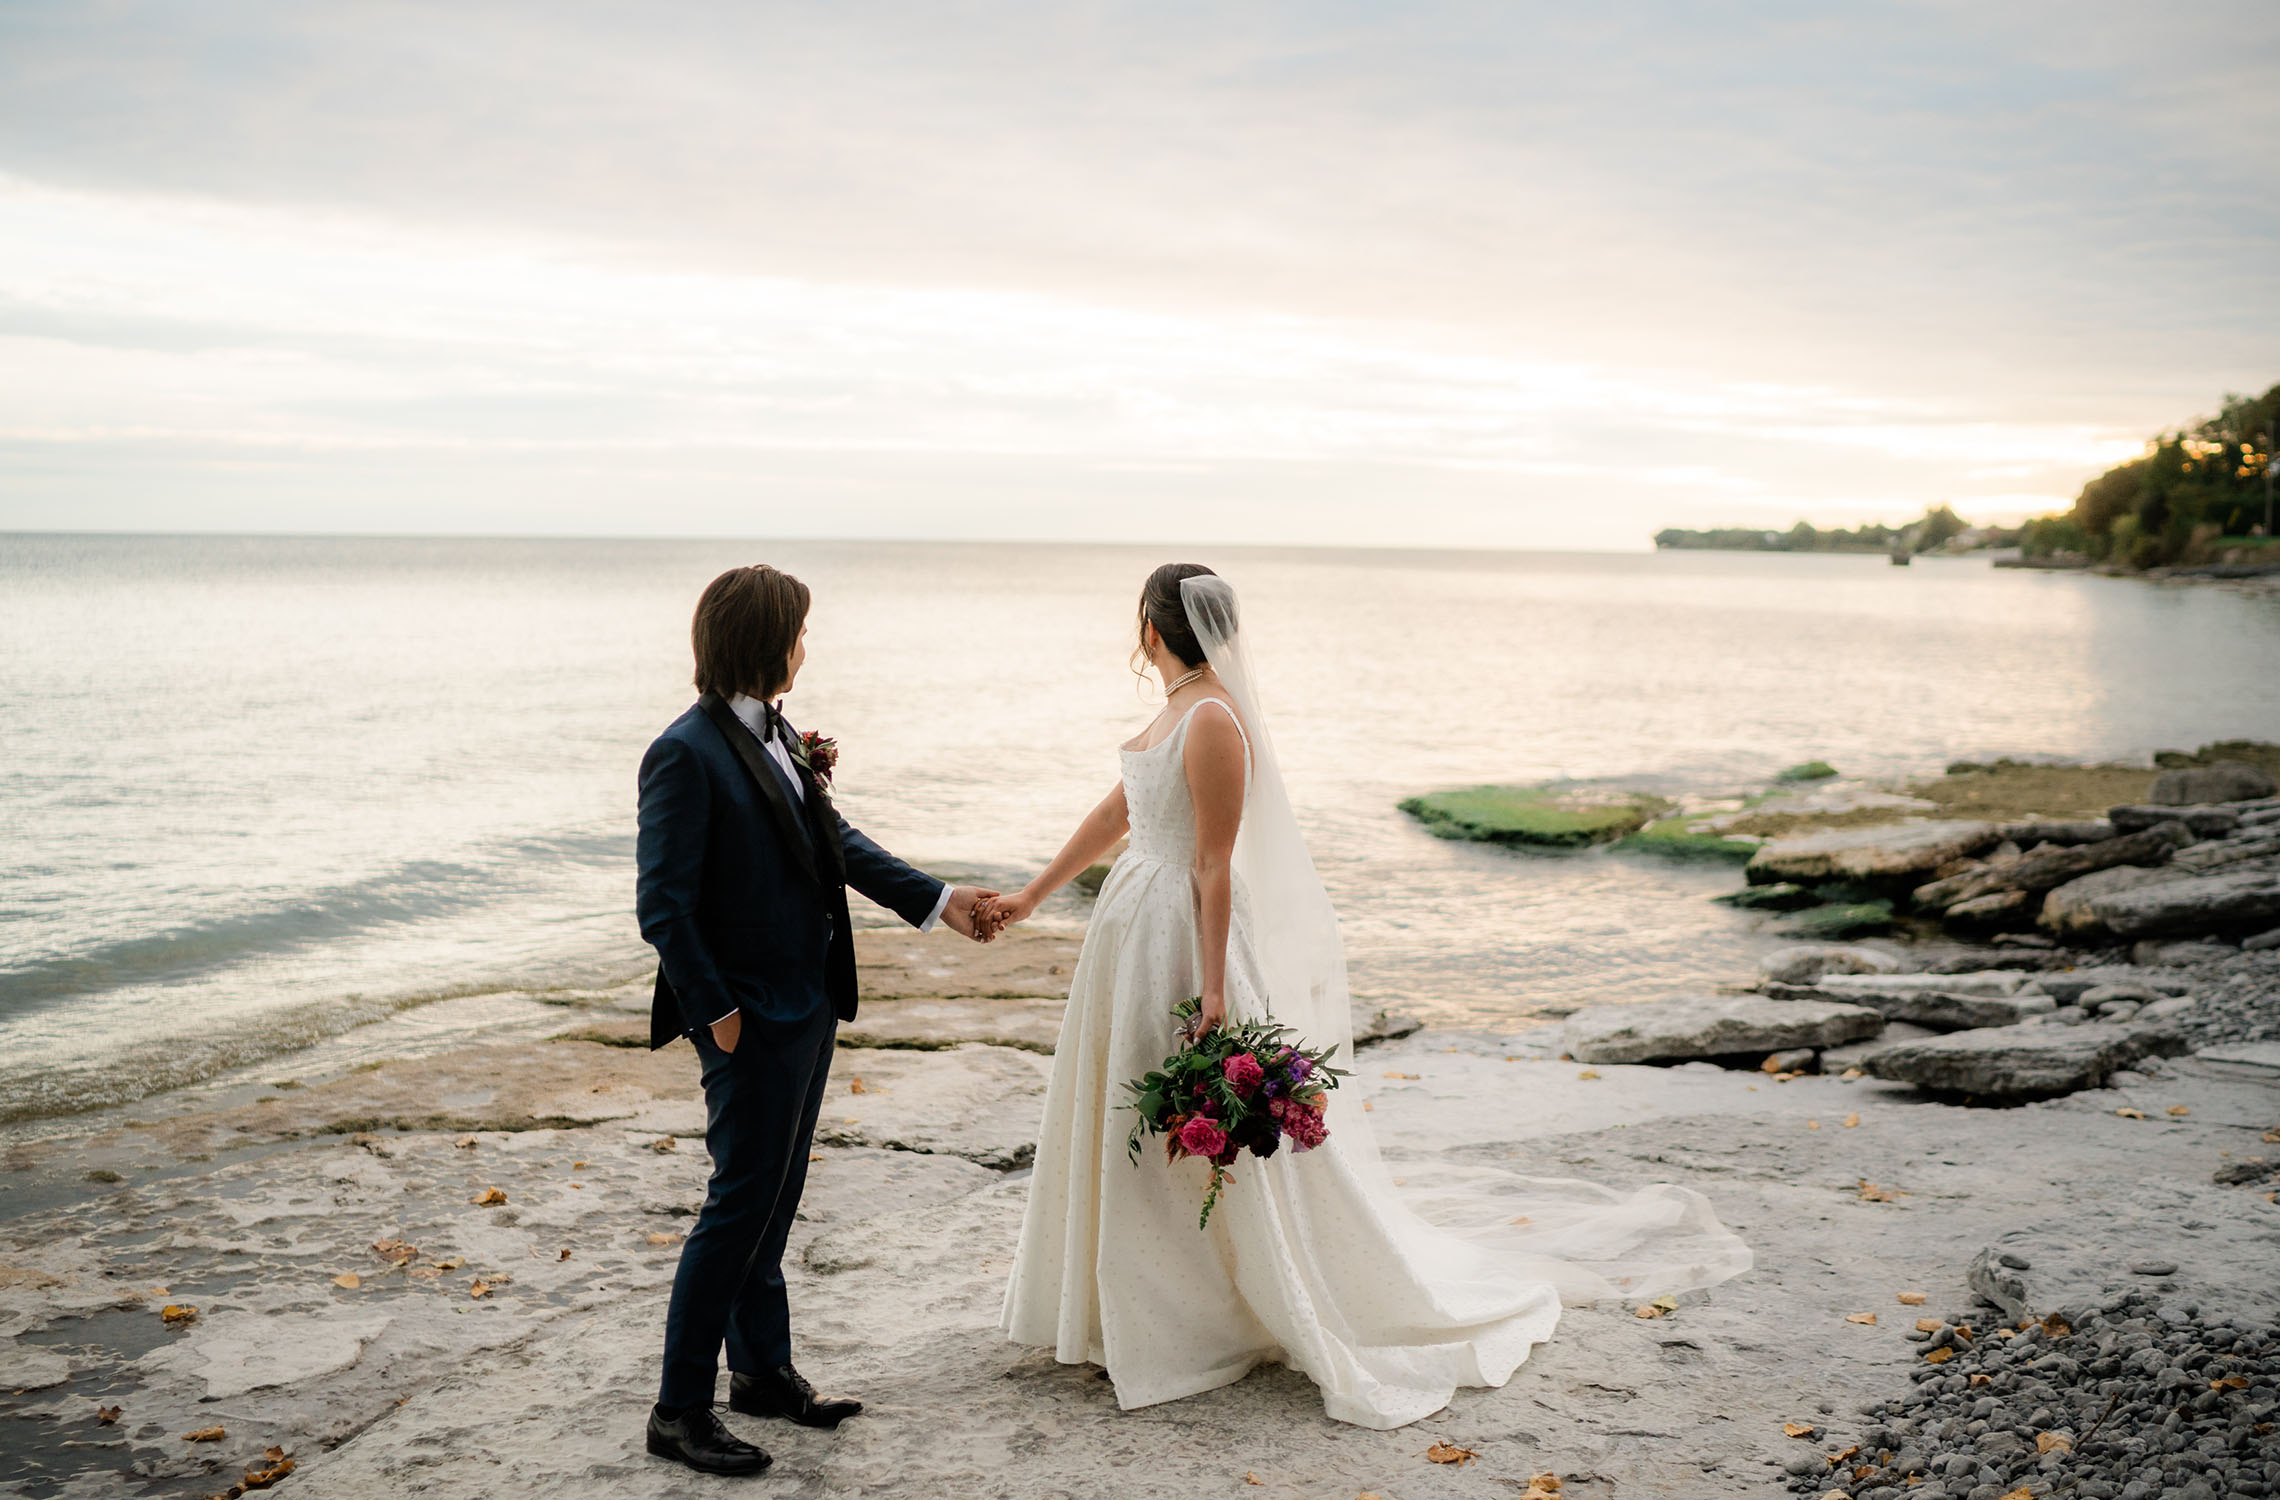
[809,1152,824,1162]
[1842,1113,1860,1128]
[1652,1295,1679,1312]
[1845,1312,1878,1325]
[1527,1475,1561,1493]
[2263,1127,2279,1143]
[1511,1215,1532,1225]
[1827,1444,1859,1465]
[405,1266,443,1280]
[1383,1071,1419,1080]
[1807,1120,1821,1130]
[1244,1475,1263,1486]
[1924,1347,1954,1364]
[372,1239,417,1264]
[1577,1069,1600,1081]
[160,1304,198,1325]
[2115,1107,2146,1120]
[1896,1291,1927,1305]
[331,1273,360,1290]
[645,1231,682,1246]
[2036,1432,2071,1454]
[1423,1441,1477,1465]
[1998,1488,2035,1500]
[2166,1105,2190,1117]
[849,1077,872,1094]
[1857,1180,1905,1202]
[558,1248,571,1261]
[454,1135,477,1149]
[242,1447,295,1489]
[1970,1373,1992,1386]
[2041,1313,2070,1338]
[1784,1422,1818,1438]
[2213,1375,2250,1390]
[1916,1318,1943,1333]
[1633,1303,1664,1319]
[182,1425,226,1442]
[95,1406,121,1425]
[571,1160,587,1169]
[651,1137,676,1154]
[469,1280,496,1299]
[1840,1067,1864,1079]
[471,1188,507,1206]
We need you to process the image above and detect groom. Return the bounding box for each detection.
[636,564,1000,1476]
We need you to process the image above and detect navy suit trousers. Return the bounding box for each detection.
[657,1002,838,1408]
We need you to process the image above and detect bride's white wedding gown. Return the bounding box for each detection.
[1000,698,1750,1429]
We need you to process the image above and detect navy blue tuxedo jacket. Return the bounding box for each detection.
[636,693,945,1049]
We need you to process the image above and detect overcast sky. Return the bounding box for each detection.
[1,1,2273,548]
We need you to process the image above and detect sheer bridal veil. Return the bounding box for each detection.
[1178,572,1751,1306]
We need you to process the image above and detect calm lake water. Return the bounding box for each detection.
[5,534,2279,1127]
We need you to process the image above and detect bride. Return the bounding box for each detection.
[982,564,1749,1429]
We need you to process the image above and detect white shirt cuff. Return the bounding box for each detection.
[916,882,954,933]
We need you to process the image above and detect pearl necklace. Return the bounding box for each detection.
[1164,666,1209,695]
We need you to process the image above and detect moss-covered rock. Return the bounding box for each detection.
[1776,760,1838,782]
[1619,814,1762,862]
[1398,785,1672,849]
[1783,899,1896,939]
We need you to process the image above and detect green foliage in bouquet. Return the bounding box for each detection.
[1123,997,1347,1228]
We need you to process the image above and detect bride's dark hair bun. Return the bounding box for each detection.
[1137,562,1217,670]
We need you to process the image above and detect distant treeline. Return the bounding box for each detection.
[2021,383,2279,568]
[1655,505,1993,555]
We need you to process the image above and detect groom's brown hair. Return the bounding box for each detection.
[692,565,811,701]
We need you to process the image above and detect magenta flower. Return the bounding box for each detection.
[1222,1053,1265,1097]
[1281,1104,1328,1152]
[1177,1117,1229,1160]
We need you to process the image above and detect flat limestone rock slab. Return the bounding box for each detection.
[2192,1041,2280,1081]
[1861,1019,2188,1097]
[1758,944,1906,986]
[141,1311,394,1399]
[2040,864,2192,937]
[1746,820,1998,888]
[839,995,1066,1054]
[1563,995,1884,1064]
[2090,868,2280,938]
[853,925,1085,1001]
[0,1341,70,1391]
[809,1044,1052,1170]
[1819,970,2028,999]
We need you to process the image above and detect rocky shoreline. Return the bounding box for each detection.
[4,759,2278,1497]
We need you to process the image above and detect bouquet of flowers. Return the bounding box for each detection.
[1123,997,1346,1228]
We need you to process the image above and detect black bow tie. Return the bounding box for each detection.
[759,699,787,746]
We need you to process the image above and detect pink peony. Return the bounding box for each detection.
[1281,1104,1328,1152]
[1221,1053,1265,1097]
[1177,1117,1229,1159]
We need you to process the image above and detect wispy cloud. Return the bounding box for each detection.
[0,2,2270,544]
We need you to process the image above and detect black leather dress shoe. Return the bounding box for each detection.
[645,1403,773,1475]
[730,1365,863,1428]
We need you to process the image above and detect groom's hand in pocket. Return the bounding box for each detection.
[943,886,1002,943]
[709,1010,743,1055]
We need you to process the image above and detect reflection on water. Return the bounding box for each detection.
[4,534,2277,1122]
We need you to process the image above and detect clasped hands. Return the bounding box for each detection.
[943,885,1024,943]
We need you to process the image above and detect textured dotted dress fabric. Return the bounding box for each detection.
[999,700,1566,1429]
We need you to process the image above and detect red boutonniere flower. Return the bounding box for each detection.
[792,729,838,789]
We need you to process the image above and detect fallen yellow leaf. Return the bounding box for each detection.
[1970,1373,1992,1386]
[1423,1441,1477,1465]
[1896,1291,1927,1305]
[645,1231,682,1246]
[332,1272,361,1290]
[1382,1071,1420,1080]
[431,1256,463,1270]
[1858,1180,1906,1202]
[1923,1347,1953,1364]
[406,1266,444,1280]
[2036,1432,2071,1455]
[1843,1113,1860,1128]
[1827,1443,1860,1465]
[1841,1067,1864,1079]
[372,1239,417,1263]
[1510,1215,1532,1225]
[454,1135,477,1149]
[1845,1312,1878,1325]
[1784,1421,1818,1438]
[1362,1101,1373,1111]
[1999,1487,2035,1500]
[571,1160,588,1169]
[2263,1127,2279,1143]
[242,1448,296,1489]
[1633,1303,1664,1319]
[2167,1105,2190,1116]
[471,1188,507,1206]
[181,1425,226,1442]
[1527,1475,1561,1494]
[2115,1107,2146,1120]
[558,1248,571,1261]
[1577,1069,1600,1080]
[159,1304,197,1325]
[850,1077,872,1093]
[2041,1313,2070,1338]
[2214,1375,2250,1390]
[469,1280,496,1299]
[1916,1317,1943,1332]
[809,1152,824,1162]
[1807,1120,1821,1130]
[1244,1473,1263,1485]
[651,1137,676,1153]
[1652,1295,1679,1312]
[95,1405,121,1425]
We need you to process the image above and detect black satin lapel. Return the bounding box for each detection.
[698,693,821,887]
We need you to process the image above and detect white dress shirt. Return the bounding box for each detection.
[708,694,952,1030]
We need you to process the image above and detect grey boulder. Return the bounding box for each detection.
[2147,760,2278,806]
[1860,1018,2188,1097]
[1745,821,1999,890]
[1813,970,2053,1031]
[2039,864,2193,938]
[1756,944,1904,986]
[2170,830,2280,873]
[2088,868,2280,937]
[1910,821,2193,912]
[2028,967,2191,1005]
[1563,995,1885,1064]
[2109,803,2240,837]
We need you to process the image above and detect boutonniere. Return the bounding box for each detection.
[790,728,838,789]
